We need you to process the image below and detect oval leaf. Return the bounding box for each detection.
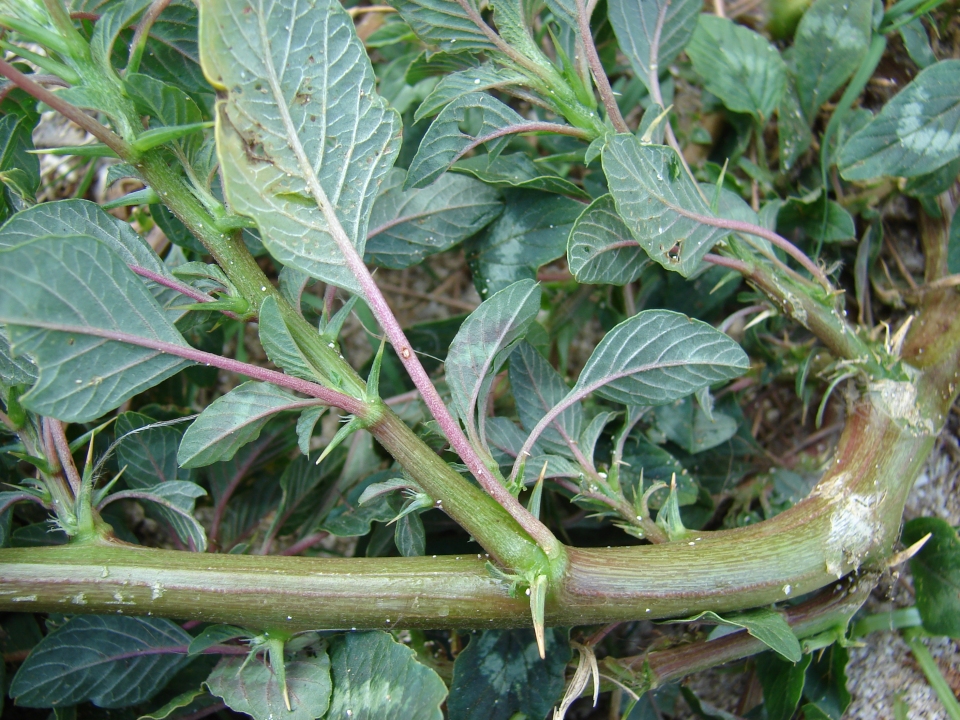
[838,60,960,180]
[200,0,401,290]
[445,279,541,438]
[602,135,729,276]
[365,168,503,269]
[509,341,582,457]
[567,194,650,285]
[325,631,447,720]
[0,236,191,422]
[573,310,749,406]
[178,381,323,468]
[10,616,191,708]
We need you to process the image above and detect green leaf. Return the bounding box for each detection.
[139,689,211,720]
[200,0,401,291]
[572,310,748,406]
[296,405,326,456]
[115,411,183,488]
[385,0,496,52]
[567,194,650,285]
[902,517,960,637]
[803,644,850,720]
[792,0,872,120]
[406,93,527,189]
[509,341,582,457]
[90,0,151,76]
[0,114,39,202]
[0,236,191,422]
[686,15,787,122]
[187,625,250,656]
[608,0,700,95]
[268,453,338,538]
[258,296,326,384]
[205,646,331,720]
[447,629,570,720]
[321,470,398,537]
[602,135,729,276]
[365,168,503,269]
[109,481,208,551]
[899,18,937,70]
[0,199,185,320]
[669,608,802,662]
[416,65,527,121]
[949,207,960,275]
[9,616,190,708]
[620,435,697,508]
[839,60,960,180]
[756,651,813,720]
[654,395,739,453]
[326,631,447,719]
[454,153,590,199]
[466,190,582,295]
[125,73,204,128]
[395,511,426,556]
[178,382,324,468]
[778,78,814,171]
[0,324,36,385]
[777,195,856,244]
[445,279,541,440]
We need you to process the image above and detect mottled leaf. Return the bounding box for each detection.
[9,616,190,708]
[902,517,960,637]
[466,190,581,295]
[839,60,960,180]
[445,279,541,437]
[178,382,323,468]
[567,194,650,285]
[200,0,401,290]
[365,168,502,269]
[206,648,331,720]
[572,310,749,406]
[326,632,447,720]
[602,135,729,276]
[608,0,700,94]
[686,15,787,122]
[792,0,872,120]
[0,236,191,422]
[447,629,569,720]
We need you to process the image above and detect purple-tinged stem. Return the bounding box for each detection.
[0,58,131,158]
[574,0,628,132]
[129,265,220,307]
[455,123,591,168]
[46,419,82,495]
[704,253,750,274]
[279,532,330,556]
[24,320,366,415]
[126,0,172,74]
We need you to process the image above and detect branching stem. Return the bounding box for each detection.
[574,0,628,132]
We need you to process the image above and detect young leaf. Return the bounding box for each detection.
[205,648,331,720]
[385,0,497,53]
[115,411,184,488]
[465,190,582,295]
[200,0,401,291]
[0,200,185,320]
[608,0,700,95]
[567,194,650,285]
[902,517,960,637]
[447,629,570,720]
[178,382,324,468]
[686,15,787,122]
[326,631,448,720]
[509,341,583,457]
[395,511,426,556]
[620,436,697,508]
[777,195,855,244]
[445,279,541,441]
[187,625,251,656]
[0,236,191,422]
[365,168,503,269]
[9,616,191,708]
[572,310,749,406]
[756,652,813,720]
[296,405,326,456]
[667,608,802,662]
[416,65,527,121]
[602,135,729,276]
[792,0,872,121]
[839,60,960,180]
[406,93,529,189]
[803,644,851,719]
